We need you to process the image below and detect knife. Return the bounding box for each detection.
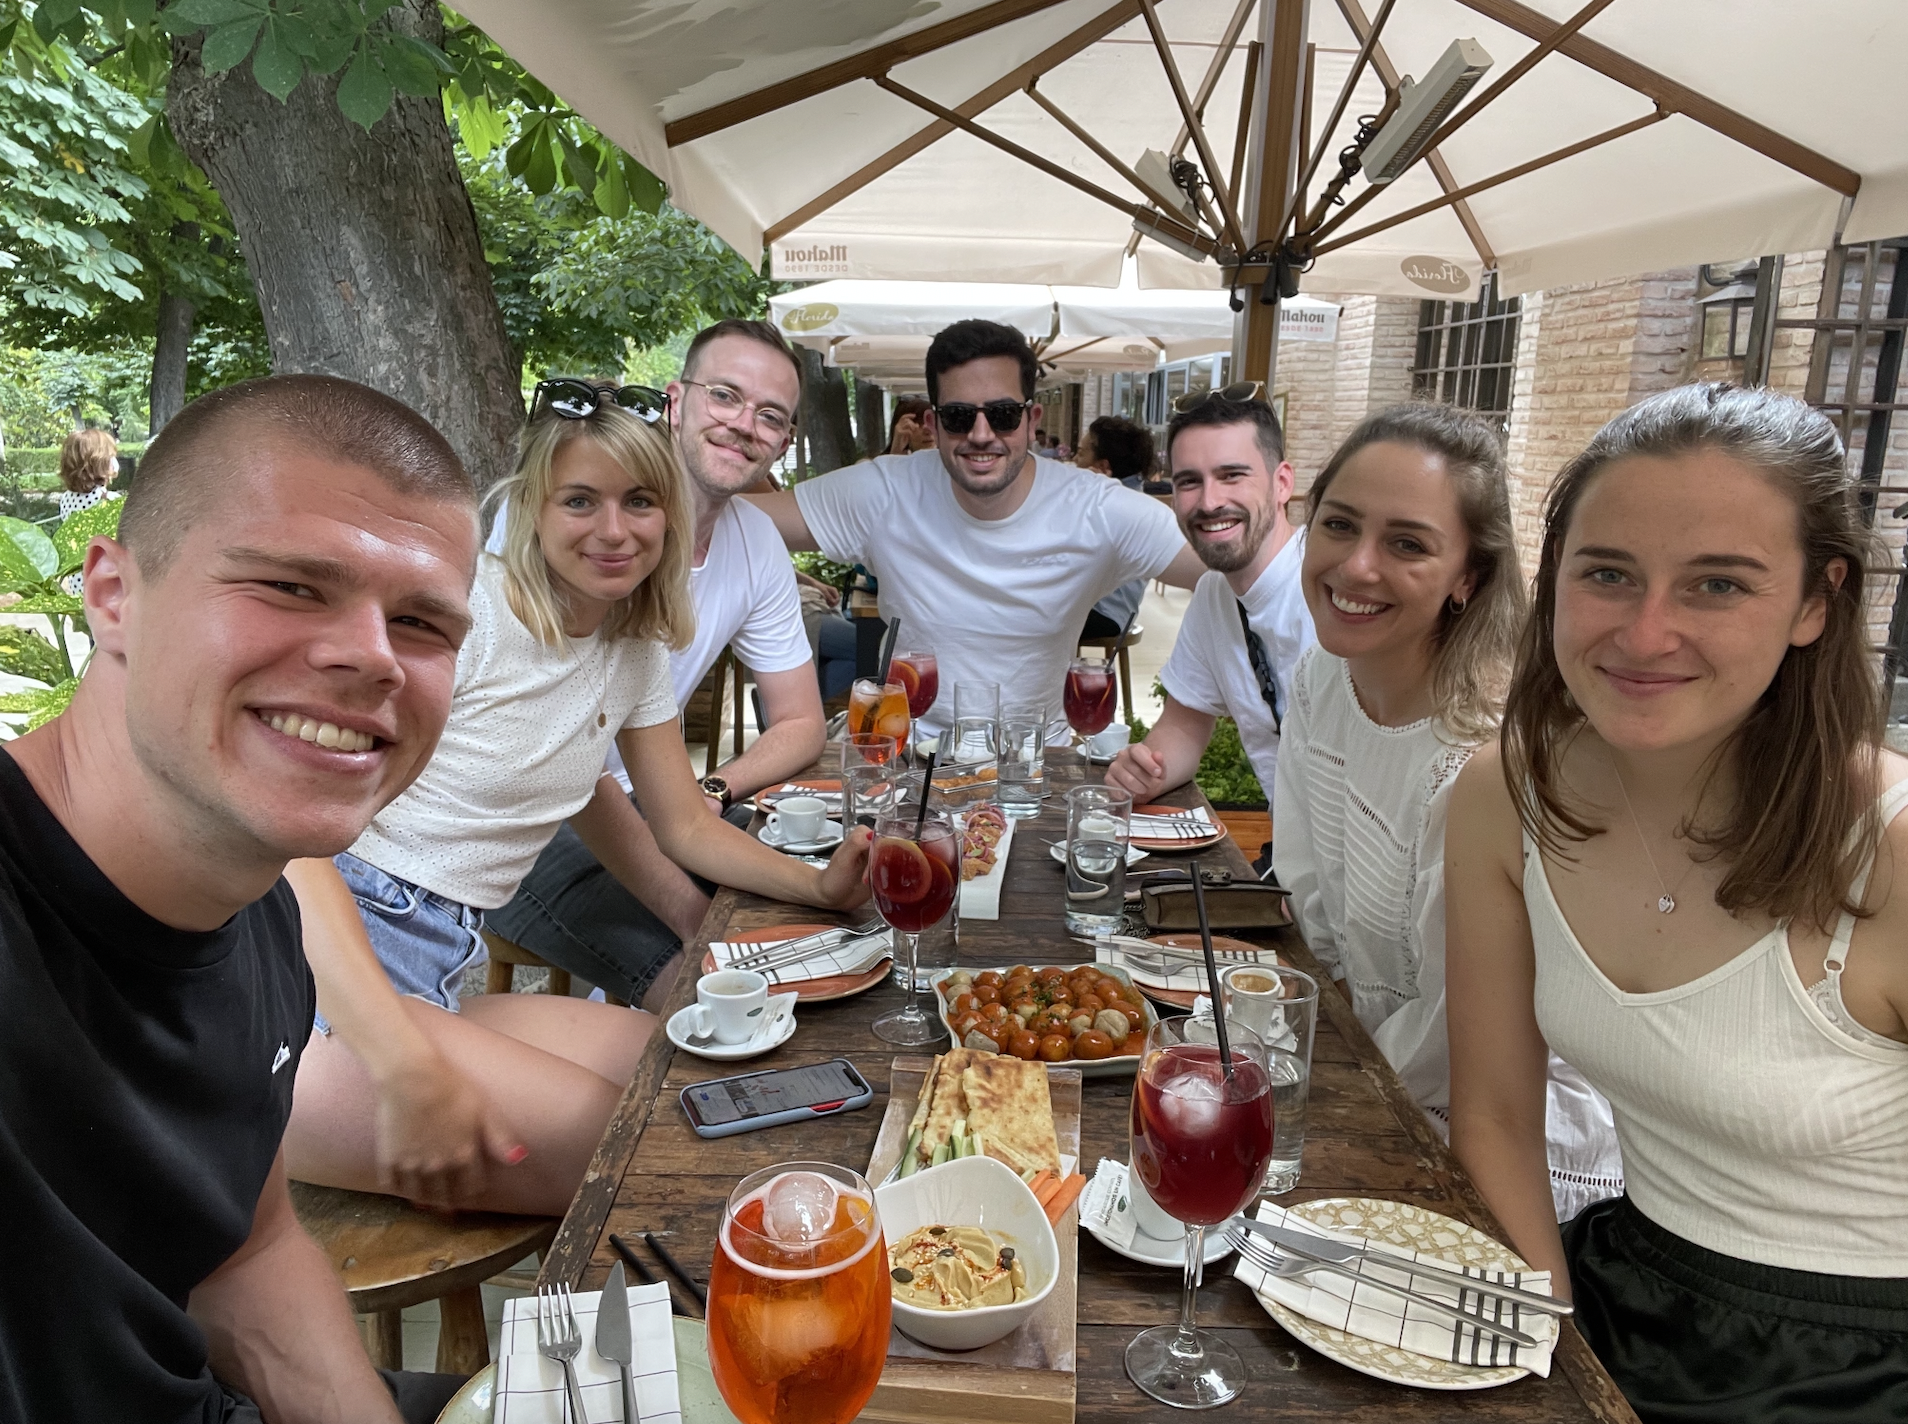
[594,1260,637,1423]
[1233,1217,1572,1316]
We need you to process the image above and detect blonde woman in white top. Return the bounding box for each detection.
[1275,404,1622,1220]
[284,384,871,1217]
[1447,384,1908,1421]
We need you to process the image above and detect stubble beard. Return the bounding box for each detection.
[679,424,770,502]
[1186,498,1274,574]
[941,442,1032,499]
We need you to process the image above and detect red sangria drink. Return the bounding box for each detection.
[870,809,958,1047]
[1064,657,1117,740]
[1124,1015,1274,1409]
[890,650,939,721]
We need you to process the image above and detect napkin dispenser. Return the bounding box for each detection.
[1141,880,1292,931]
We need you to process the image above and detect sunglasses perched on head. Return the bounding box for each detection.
[1172,380,1265,415]
[932,398,1034,436]
[530,378,668,425]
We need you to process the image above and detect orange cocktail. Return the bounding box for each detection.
[707,1163,891,1424]
[847,678,911,751]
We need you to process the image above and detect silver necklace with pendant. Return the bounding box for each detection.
[1608,749,1695,913]
[576,635,609,734]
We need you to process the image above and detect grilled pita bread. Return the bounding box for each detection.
[916,1047,990,1165]
[905,1054,942,1143]
[962,1059,1061,1176]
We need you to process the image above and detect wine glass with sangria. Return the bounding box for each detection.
[1064,656,1117,744]
[1125,1013,1275,1408]
[868,803,959,1047]
[888,647,938,727]
[706,1161,891,1424]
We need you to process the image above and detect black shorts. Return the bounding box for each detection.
[1562,1195,1908,1423]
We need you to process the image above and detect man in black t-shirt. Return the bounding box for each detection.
[0,376,481,1422]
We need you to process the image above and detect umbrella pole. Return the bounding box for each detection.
[1233,0,1308,391]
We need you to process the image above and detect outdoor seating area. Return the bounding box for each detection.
[3,5,1907,1424]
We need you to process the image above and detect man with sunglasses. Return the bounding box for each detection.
[751,319,1206,736]
[1106,389,1314,859]
[486,321,828,1007]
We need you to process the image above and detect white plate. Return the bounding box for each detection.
[1047,842,1150,866]
[757,819,845,854]
[1247,1197,1534,1391]
[1084,1218,1235,1269]
[665,992,799,1061]
[929,964,1157,1078]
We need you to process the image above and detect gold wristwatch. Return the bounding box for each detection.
[699,775,732,810]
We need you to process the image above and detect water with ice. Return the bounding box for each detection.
[1263,1048,1309,1194]
[764,1170,839,1244]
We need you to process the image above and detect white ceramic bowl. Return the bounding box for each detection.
[873,1154,1059,1351]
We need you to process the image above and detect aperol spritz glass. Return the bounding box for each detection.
[847,678,911,753]
[869,805,959,1047]
[1064,656,1117,741]
[708,1162,890,1424]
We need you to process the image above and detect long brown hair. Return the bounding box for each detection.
[1304,404,1526,744]
[1501,382,1883,932]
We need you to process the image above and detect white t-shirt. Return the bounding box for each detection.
[349,555,679,908]
[794,451,1185,735]
[1156,529,1313,792]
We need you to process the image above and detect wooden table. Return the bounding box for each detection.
[541,751,1639,1422]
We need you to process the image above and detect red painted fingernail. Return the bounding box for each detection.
[506,1145,529,1164]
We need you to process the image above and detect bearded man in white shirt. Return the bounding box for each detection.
[487,321,827,1008]
[751,320,1207,737]
[1105,392,1315,855]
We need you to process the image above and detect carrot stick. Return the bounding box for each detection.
[1025,1169,1057,1201]
[1043,1174,1087,1224]
[1033,1172,1064,1207]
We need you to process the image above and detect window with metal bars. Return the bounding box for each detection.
[1412,271,1520,424]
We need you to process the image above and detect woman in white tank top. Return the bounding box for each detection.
[1446,384,1908,1423]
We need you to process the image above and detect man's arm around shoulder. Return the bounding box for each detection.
[742,490,818,552]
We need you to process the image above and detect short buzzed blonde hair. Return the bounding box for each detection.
[486,405,694,651]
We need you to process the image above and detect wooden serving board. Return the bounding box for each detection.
[861,1057,1082,1424]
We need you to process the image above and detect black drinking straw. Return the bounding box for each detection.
[1110,606,1141,665]
[877,615,902,682]
[912,750,937,838]
[1188,856,1235,1081]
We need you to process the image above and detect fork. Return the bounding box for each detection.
[1226,1227,1539,1348]
[536,1283,590,1423]
[723,918,883,972]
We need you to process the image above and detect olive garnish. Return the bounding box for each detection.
[938,1246,957,1257]
[928,1225,947,1236]
[892,1267,914,1283]
[998,1247,1016,1266]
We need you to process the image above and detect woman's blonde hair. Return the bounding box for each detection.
[484,402,694,650]
[1304,403,1526,744]
[59,428,117,493]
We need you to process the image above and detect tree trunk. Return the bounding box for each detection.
[166,1,522,487]
[854,377,886,460]
[150,303,195,439]
[797,347,857,476]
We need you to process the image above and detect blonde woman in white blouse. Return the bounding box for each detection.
[1274,404,1622,1220]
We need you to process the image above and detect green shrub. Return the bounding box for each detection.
[792,551,857,589]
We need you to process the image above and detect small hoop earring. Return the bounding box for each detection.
[1448,595,1468,614]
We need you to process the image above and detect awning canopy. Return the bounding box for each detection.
[457,0,1906,303]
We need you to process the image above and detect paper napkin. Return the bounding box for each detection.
[494,1282,681,1423]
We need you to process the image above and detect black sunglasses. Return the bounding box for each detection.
[1172,380,1265,415]
[530,378,668,425]
[932,398,1034,436]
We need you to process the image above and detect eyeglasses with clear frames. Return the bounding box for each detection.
[681,379,794,440]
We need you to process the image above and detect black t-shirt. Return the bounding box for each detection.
[0,752,314,1422]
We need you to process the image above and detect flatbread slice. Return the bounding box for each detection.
[918,1047,990,1164]
[904,1054,942,1143]
[962,1059,1061,1177]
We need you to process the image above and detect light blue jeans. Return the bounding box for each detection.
[315,853,486,1033]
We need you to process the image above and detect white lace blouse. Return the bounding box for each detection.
[1274,648,1625,1222]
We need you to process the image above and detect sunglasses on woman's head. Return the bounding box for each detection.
[1172,380,1265,415]
[530,378,668,425]
[931,398,1034,436]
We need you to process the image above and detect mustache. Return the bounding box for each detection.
[1187,504,1252,527]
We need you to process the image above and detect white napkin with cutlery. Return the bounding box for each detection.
[1232,1201,1557,1376]
[493,1283,681,1422]
[1128,806,1219,841]
[1094,935,1267,993]
[709,930,892,985]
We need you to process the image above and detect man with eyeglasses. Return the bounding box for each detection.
[1105,390,1314,860]
[486,320,827,1008]
[751,319,1206,737]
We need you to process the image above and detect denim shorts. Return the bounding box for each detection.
[319,853,487,1031]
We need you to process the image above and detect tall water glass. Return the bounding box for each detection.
[1064,785,1130,937]
[997,707,1047,819]
[936,715,999,816]
[1126,1016,1274,1410]
[951,680,1001,729]
[842,763,898,829]
[707,1162,890,1424]
[1222,963,1318,1194]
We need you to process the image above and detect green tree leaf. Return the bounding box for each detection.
[37,0,84,30]
[0,516,60,587]
[0,626,67,686]
[625,154,666,216]
[520,131,558,195]
[252,19,304,100]
[54,497,123,575]
[381,33,447,97]
[167,0,263,26]
[201,17,264,74]
[335,45,395,129]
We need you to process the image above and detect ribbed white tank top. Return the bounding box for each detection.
[1526,782,1908,1276]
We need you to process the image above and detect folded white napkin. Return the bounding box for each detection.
[1093,935,1270,995]
[759,782,843,809]
[709,930,892,985]
[494,1283,682,1423]
[1128,806,1218,841]
[1232,1201,1557,1377]
[956,812,1014,921]
[1078,1158,1141,1250]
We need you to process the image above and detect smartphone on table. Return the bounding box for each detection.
[680,1057,874,1139]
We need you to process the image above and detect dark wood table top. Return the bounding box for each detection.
[542,750,1638,1422]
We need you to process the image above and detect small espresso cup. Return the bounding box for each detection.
[1087,723,1132,759]
[690,969,770,1045]
[1126,1161,1182,1240]
[765,795,828,844]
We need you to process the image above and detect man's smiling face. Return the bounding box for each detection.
[925,355,1040,500]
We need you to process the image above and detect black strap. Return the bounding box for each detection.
[1236,599,1283,732]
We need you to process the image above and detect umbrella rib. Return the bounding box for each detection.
[1169,0,1259,162]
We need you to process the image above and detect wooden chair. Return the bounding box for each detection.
[482,929,629,1008]
[1077,623,1144,723]
[290,1180,556,1373]
[703,646,748,777]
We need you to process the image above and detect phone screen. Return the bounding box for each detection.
[684,1060,866,1127]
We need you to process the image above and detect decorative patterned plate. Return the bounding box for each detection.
[701,924,891,1002]
[1248,1197,1535,1391]
[1128,803,1229,851]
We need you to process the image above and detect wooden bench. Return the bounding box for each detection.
[290,1180,557,1373]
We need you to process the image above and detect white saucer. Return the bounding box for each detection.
[1084,1217,1235,1269]
[1049,842,1150,866]
[758,820,845,854]
[666,992,799,1060]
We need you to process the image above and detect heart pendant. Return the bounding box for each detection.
[1657,894,1676,914]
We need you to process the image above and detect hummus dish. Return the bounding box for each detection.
[889,1224,1027,1311]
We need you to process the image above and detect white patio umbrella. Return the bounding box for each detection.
[457,0,1904,302]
